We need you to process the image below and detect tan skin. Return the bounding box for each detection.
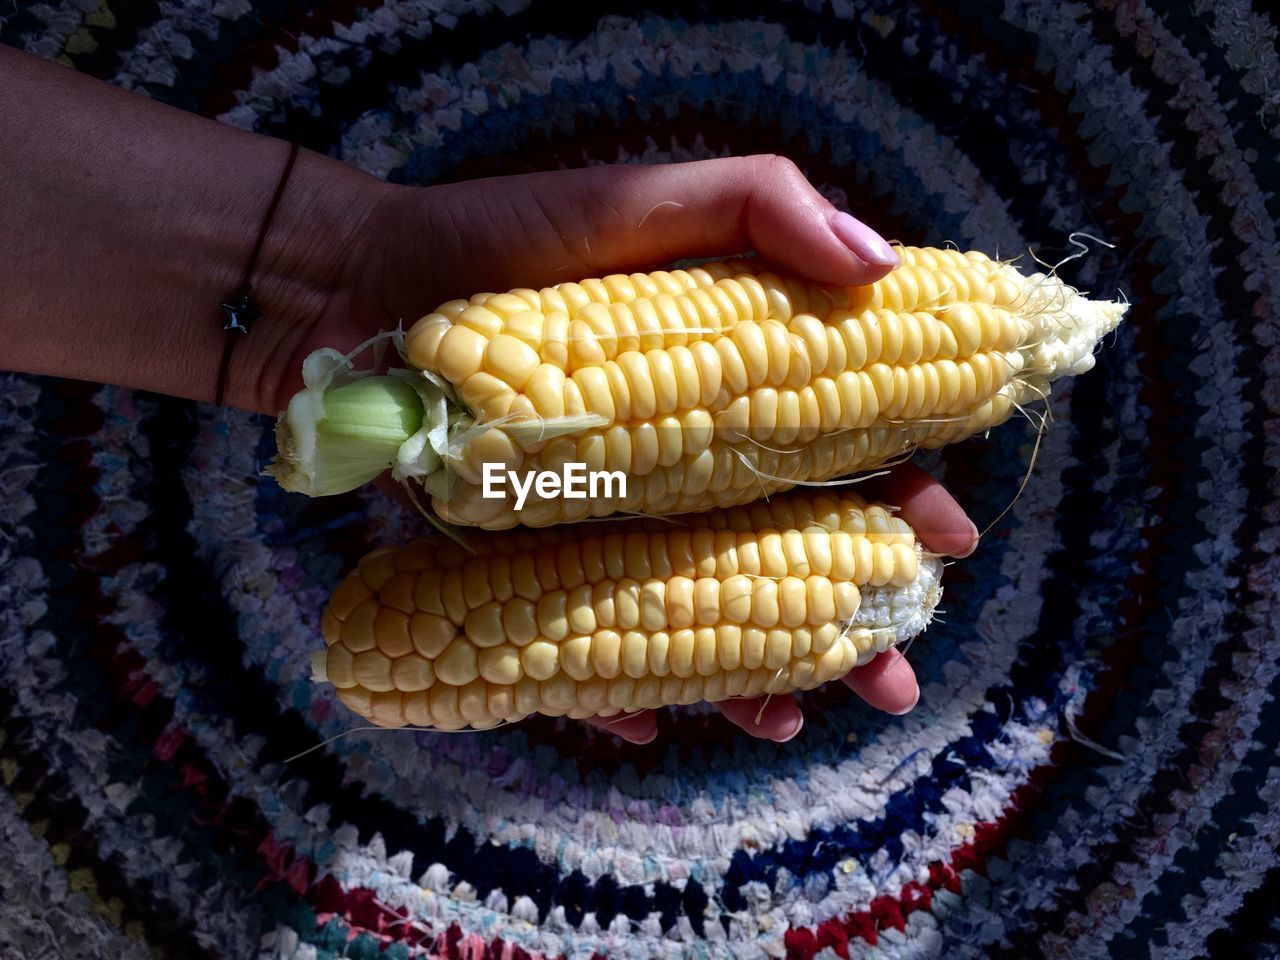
[1,46,978,744]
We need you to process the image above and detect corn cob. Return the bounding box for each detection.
[270,246,1126,528]
[311,490,942,730]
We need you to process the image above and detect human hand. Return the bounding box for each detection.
[257,155,978,742]
[0,51,976,743]
[255,155,903,413]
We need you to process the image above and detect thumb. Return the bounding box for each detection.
[406,154,899,306]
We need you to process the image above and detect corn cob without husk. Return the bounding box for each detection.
[269,246,1126,528]
[312,490,942,730]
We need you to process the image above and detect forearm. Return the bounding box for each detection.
[0,45,383,411]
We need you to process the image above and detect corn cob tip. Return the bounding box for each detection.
[1003,266,1127,385]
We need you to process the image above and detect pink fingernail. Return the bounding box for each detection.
[956,520,980,558]
[778,715,804,742]
[829,211,899,267]
[891,687,921,716]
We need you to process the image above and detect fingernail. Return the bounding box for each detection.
[777,715,805,743]
[956,520,980,558]
[829,211,899,267]
[891,687,921,716]
[633,730,658,745]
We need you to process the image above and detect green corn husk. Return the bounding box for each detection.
[270,374,424,496]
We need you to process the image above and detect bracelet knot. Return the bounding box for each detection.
[219,286,260,334]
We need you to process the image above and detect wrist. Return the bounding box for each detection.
[0,49,392,411]
[220,147,390,415]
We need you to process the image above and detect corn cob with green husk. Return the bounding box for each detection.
[269,246,1125,529]
[312,489,942,730]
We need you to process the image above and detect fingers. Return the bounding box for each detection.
[857,462,979,558]
[842,649,920,715]
[414,155,898,305]
[716,695,804,742]
[584,699,805,744]
[585,711,657,744]
[585,674,915,744]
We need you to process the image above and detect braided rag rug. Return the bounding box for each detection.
[2,2,1279,958]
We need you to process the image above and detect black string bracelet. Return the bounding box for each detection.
[214,140,301,407]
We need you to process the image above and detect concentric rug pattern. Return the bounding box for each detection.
[2,2,1278,957]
